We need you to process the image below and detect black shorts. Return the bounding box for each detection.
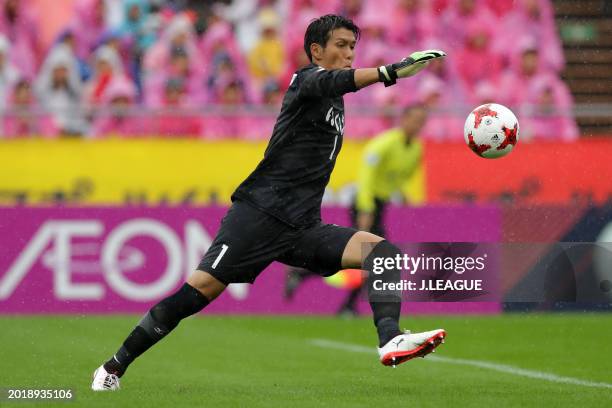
[198,200,358,284]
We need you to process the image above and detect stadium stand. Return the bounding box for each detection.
[0,0,582,139]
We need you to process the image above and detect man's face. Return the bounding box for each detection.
[313,27,356,70]
[401,107,428,137]
[165,87,183,105]
[96,59,112,76]
[15,83,31,105]
[539,88,554,107]
[52,66,69,86]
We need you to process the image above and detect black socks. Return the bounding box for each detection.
[375,317,402,347]
[104,283,210,377]
[364,240,403,347]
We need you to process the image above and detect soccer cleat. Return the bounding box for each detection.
[91,365,121,391]
[378,329,446,367]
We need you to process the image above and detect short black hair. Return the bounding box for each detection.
[303,14,360,63]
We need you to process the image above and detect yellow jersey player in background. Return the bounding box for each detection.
[354,103,427,234]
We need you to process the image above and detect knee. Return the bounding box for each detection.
[186,270,226,301]
[150,282,212,325]
[364,240,402,262]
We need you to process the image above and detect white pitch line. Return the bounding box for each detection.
[310,338,612,390]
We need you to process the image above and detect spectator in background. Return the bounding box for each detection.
[336,0,364,22]
[84,44,126,106]
[0,0,40,78]
[143,13,205,102]
[0,34,19,111]
[262,79,282,106]
[144,46,203,107]
[118,0,159,89]
[280,36,311,88]
[200,20,245,69]
[144,13,202,75]
[201,21,253,103]
[388,0,438,50]
[92,75,144,136]
[499,39,577,140]
[53,29,92,82]
[105,0,126,28]
[247,8,285,91]
[473,80,497,104]
[235,79,281,140]
[418,76,464,140]
[150,77,201,136]
[494,0,564,71]
[201,78,250,139]
[119,0,158,51]
[285,0,324,46]
[162,77,188,107]
[354,12,387,68]
[212,0,260,53]
[215,78,248,106]
[441,0,497,48]
[213,0,281,53]
[2,78,57,138]
[35,44,87,136]
[519,75,579,141]
[500,40,549,106]
[95,29,136,82]
[456,20,502,95]
[484,0,514,16]
[70,0,108,60]
[420,52,468,105]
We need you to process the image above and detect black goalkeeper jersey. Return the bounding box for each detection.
[231,64,358,227]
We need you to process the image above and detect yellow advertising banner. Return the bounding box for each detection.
[0,139,425,205]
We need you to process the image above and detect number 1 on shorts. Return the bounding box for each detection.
[211,244,229,269]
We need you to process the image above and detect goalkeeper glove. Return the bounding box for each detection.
[377,50,447,87]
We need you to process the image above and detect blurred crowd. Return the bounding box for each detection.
[0,0,578,140]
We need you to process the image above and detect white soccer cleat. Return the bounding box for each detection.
[91,365,121,391]
[378,329,446,367]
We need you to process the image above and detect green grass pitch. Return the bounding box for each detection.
[1,314,611,407]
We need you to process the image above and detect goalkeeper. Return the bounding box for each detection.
[285,104,427,315]
[92,14,446,391]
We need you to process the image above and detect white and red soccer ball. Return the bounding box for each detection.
[464,103,519,159]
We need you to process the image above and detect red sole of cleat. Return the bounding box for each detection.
[381,331,446,367]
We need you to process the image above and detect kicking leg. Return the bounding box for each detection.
[341,232,403,346]
[341,231,446,366]
[92,271,225,390]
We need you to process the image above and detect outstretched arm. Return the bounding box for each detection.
[355,50,447,89]
[298,50,446,98]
